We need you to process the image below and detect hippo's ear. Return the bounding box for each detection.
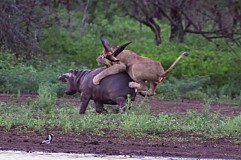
[69,69,78,75]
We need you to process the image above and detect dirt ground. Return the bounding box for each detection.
[0,94,241,159]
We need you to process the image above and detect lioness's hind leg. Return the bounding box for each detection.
[129,81,141,89]
[147,81,158,96]
[129,81,148,93]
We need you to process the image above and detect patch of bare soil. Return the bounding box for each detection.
[0,94,241,159]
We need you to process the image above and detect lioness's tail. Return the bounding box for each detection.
[159,52,188,82]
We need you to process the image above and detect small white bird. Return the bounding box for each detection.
[40,134,54,145]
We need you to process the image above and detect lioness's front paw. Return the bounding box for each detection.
[129,82,136,88]
[93,77,100,85]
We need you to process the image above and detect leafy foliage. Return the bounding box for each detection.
[0,50,77,94]
[1,4,241,100]
[37,83,57,113]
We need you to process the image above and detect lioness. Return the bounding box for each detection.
[93,37,188,96]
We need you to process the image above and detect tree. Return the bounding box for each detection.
[125,0,162,45]
[0,0,51,57]
[117,0,241,46]
[0,0,84,58]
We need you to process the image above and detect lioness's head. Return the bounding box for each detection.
[96,54,113,66]
[58,70,78,95]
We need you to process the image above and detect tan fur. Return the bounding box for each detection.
[93,49,188,96]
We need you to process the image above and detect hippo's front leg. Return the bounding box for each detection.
[79,93,91,114]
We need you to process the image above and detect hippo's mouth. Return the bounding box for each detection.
[58,75,76,95]
[58,76,68,83]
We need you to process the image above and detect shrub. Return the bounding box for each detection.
[37,83,57,113]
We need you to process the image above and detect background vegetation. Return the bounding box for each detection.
[0,0,241,100]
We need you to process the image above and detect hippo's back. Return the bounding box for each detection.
[89,67,136,103]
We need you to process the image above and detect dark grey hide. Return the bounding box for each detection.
[58,67,136,114]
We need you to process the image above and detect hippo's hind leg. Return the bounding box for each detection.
[116,97,127,113]
[94,101,107,113]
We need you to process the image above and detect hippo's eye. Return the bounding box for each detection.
[100,55,104,59]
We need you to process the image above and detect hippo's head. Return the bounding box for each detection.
[58,70,78,95]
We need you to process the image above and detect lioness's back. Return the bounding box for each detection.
[117,50,158,64]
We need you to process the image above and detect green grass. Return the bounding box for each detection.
[0,86,241,139]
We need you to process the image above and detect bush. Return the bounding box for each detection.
[0,50,80,94]
[37,83,57,113]
[2,13,241,100]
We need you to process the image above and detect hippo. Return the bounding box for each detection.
[58,67,136,114]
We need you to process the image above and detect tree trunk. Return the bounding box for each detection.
[169,7,185,42]
[143,18,161,45]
